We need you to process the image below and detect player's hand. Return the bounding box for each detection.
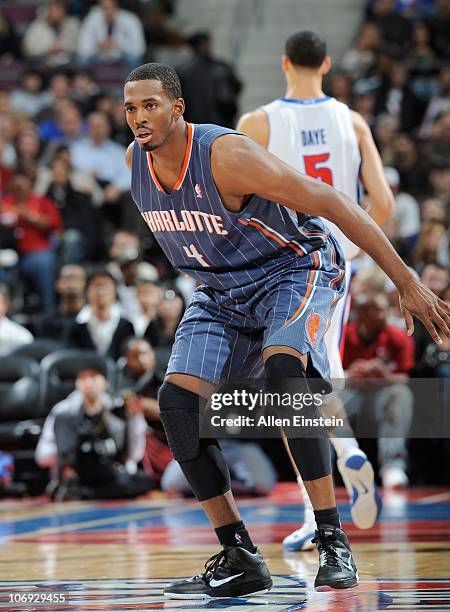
[399,279,450,344]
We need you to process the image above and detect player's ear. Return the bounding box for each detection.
[321,56,332,76]
[173,97,185,119]
[281,55,290,73]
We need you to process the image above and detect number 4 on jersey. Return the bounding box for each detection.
[304,153,334,186]
[183,244,210,267]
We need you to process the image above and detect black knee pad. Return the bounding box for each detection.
[264,353,331,481]
[158,382,231,501]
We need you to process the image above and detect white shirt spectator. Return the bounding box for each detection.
[77,5,145,63]
[393,192,421,239]
[76,303,121,355]
[71,137,131,191]
[0,317,34,356]
[23,12,80,60]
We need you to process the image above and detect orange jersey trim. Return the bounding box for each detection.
[282,251,320,328]
[238,218,305,255]
[147,123,193,193]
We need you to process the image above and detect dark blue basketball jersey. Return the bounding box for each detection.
[130,123,335,293]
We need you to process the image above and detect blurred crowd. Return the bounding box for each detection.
[0,0,449,499]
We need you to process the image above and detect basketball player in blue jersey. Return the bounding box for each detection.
[124,63,450,599]
[238,30,392,552]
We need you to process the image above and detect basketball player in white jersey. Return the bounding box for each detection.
[238,30,395,551]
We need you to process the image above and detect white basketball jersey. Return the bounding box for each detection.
[262,96,361,259]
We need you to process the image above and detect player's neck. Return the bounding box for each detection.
[285,73,325,101]
[150,119,188,171]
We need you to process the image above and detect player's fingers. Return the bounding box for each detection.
[430,308,450,339]
[437,298,450,313]
[437,298,450,318]
[434,300,450,330]
[402,308,414,336]
[422,316,442,345]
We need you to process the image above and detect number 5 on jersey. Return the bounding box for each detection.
[183,244,210,267]
[304,153,334,186]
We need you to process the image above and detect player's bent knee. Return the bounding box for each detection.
[158,381,231,501]
[264,353,332,481]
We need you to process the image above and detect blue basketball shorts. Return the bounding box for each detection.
[167,241,345,385]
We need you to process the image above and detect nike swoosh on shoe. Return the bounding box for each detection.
[209,573,244,587]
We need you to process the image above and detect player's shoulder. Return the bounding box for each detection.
[349,110,371,141]
[236,107,269,148]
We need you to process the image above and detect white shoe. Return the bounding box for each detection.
[337,448,382,530]
[282,523,316,552]
[381,465,409,488]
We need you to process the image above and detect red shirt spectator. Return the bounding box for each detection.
[2,173,63,254]
[343,292,415,378]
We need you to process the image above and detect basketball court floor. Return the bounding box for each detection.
[0,485,449,610]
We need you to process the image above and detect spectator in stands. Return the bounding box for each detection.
[421,198,448,224]
[422,112,450,169]
[1,168,63,310]
[428,162,450,207]
[392,133,429,197]
[375,62,425,132]
[40,103,86,166]
[0,113,18,173]
[413,221,447,272]
[35,73,72,126]
[70,70,100,115]
[328,72,353,106]
[420,262,450,296]
[341,22,381,79]
[406,21,436,73]
[15,130,42,172]
[0,13,21,60]
[368,0,412,58]
[426,0,450,58]
[107,230,158,321]
[157,286,185,348]
[35,264,86,340]
[134,279,164,345]
[40,367,151,500]
[384,166,421,248]
[116,337,165,477]
[0,283,33,356]
[375,113,399,165]
[35,145,104,207]
[177,32,242,127]
[10,71,51,119]
[420,67,450,139]
[68,269,134,360]
[23,0,80,67]
[343,292,415,487]
[77,0,145,69]
[45,156,98,263]
[70,111,131,227]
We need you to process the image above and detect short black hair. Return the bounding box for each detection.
[86,269,117,290]
[125,63,182,99]
[285,30,327,68]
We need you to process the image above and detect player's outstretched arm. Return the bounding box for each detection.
[351,111,395,225]
[211,134,450,343]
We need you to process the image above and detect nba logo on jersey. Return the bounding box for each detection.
[195,183,203,198]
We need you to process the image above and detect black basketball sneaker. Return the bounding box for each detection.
[164,546,273,599]
[312,525,358,589]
